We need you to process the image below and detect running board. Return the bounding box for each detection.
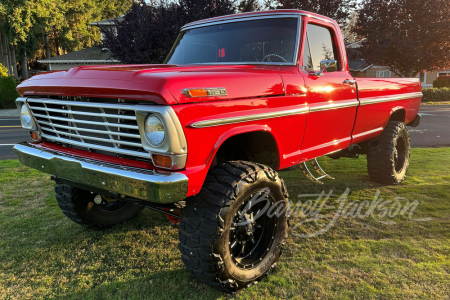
[298,158,334,184]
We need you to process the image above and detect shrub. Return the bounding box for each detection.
[422,88,450,102]
[433,75,450,88]
[0,76,20,108]
[0,63,8,78]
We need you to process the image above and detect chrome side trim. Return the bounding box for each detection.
[13,142,188,203]
[352,127,384,139]
[359,92,423,106]
[190,107,309,128]
[309,100,359,112]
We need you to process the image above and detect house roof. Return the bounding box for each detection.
[38,46,120,64]
[348,59,372,72]
[90,15,124,26]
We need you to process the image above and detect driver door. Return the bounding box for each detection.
[299,20,359,161]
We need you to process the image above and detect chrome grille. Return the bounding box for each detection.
[27,98,150,160]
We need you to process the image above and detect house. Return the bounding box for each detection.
[347,39,447,88]
[349,61,446,89]
[38,16,123,71]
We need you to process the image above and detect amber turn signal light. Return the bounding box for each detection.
[152,154,172,168]
[29,131,41,141]
[186,89,208,97]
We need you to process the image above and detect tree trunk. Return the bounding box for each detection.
[44,35,51,71]
[5,35,13,76]
[21,49,28,80]
[10,44,18,79]
[0,31,3,67]
[2,35,10,75]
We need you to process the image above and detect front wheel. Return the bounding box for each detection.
[55,184,143,230]
[179,161,289,293]
[367,121,411,184]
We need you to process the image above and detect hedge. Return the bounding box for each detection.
[433,75,450,88]
[0,63,7,77]
[422,88,450,102]
[0,76,20,108]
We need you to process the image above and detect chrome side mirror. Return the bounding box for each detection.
[314,60,338,76]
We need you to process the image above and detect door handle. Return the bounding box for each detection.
[343,79,357,86]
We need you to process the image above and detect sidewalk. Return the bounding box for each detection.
[0,109,19,117]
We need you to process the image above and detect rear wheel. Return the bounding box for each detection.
[367,121,410,184]
[179,161,289,293]
[55,184,143,230]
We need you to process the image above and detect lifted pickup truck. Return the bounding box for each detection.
[14,10,421,292]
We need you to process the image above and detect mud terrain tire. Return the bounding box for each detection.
[55,184,143,230]
[179,161,289,293]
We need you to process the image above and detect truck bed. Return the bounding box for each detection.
[352,77,423,144]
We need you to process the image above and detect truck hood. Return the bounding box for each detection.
[17,64,285,105]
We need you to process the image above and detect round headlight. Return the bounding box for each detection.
[144,114,165,146]
[20,104,32,126]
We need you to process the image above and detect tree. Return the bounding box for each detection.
[238,0,261,12]
[276,0,357,27]
[353,0,450,77]
[102,0,238,64]
[178,0,236,23]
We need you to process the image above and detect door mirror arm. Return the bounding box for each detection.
[311,60,338,77]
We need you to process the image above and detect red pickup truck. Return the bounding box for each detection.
[14,10,421,292]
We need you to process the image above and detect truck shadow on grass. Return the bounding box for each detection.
[1,149,450,299]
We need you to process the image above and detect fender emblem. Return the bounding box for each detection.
[182,88,227,98]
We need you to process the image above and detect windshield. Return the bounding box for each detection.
[165,18,299,65]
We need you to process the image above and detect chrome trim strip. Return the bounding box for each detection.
[190,106,309,128]
[309,100,359,112]
[40,134,150,158]
[13,142,188,203]
[352,127,384,139]
[359,92,423,106]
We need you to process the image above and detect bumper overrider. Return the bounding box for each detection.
[13,142,189,203]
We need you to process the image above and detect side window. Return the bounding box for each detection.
[303,24,339,71]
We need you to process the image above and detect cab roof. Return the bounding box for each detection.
[181,9,338,30]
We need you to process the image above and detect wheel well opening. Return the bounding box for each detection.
[214,131,278,168]
[390,109,406,123]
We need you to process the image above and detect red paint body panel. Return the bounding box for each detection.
[173,95,308,195]
[16,10,423,199]
[17,65,284,104]
[352,78,422,144]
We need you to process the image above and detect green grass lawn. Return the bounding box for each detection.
[1,148,449,299]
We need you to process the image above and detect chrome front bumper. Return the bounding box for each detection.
[13,142,188,203]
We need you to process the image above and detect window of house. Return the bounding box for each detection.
[376,70,391,78]
[303,24,339,72]
[419,72,425,82]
